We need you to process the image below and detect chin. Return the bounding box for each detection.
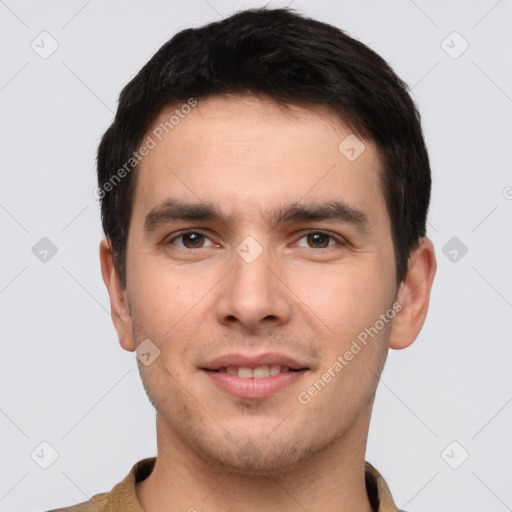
[184,420,337,478]
[201,442,307,477]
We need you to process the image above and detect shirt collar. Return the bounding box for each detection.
[106,457,402,512]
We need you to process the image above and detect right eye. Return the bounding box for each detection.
[166,230,218,249]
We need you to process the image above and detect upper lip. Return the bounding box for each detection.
[201,352,309,371]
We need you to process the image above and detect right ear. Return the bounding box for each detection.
[99,239,135,352]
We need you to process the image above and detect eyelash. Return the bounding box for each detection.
[166,229,346,250]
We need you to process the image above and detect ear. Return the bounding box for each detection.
[389,237,437,350]
[99,238,135,352]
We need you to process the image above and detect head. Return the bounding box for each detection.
[99,8,436,475]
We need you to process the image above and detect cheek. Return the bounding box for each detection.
[285,261,393,342]
[128,258,219,377]
[129,256,208,336]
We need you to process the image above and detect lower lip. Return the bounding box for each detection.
[203,370,307,399]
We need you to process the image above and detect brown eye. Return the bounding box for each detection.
[181,232,204,248]
[306,232,332,248]
[168,231,214,249]
[295,231,341,249]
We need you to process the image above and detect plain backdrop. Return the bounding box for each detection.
[1,1,511,511]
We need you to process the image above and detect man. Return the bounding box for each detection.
[51,7,436,512]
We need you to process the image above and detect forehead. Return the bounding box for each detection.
[131,95,388,233]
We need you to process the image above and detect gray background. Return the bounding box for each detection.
[1,0,511,511]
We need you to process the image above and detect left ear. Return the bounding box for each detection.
[389,237,437,350]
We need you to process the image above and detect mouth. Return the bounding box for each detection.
[205,365,304,378]
[200,354,310,399]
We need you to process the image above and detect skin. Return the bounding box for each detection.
[100,95,436,512]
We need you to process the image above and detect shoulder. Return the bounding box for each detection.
[44,457,156,512]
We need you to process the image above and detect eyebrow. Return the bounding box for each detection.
[144,200,227,233]
[143,199,371,234]
[268,201,370,233]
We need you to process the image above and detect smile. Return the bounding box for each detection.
[211,365,296,378]
[202,367,308,399]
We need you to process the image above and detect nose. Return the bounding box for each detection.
[215,242,292,332]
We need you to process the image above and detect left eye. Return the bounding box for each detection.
[168,231,216,249]
[295,231,340,249]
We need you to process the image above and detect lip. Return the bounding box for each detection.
[201,352,308,371]
[202,369,308,399]
[200,352,310,399]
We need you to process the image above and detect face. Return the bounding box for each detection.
[118,95,400,475]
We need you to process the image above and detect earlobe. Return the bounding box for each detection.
[389,237,437,350]
[99,239,136,352]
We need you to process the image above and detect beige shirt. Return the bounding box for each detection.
[48,457,404,512]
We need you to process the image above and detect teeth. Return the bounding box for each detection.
[253,366,270,378]
[222,365,291,378]
[270,364,281,376]
[238,366,253,378]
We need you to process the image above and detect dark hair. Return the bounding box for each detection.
[97,7,431,289]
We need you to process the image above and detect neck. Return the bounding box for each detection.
[136,413,374,512]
